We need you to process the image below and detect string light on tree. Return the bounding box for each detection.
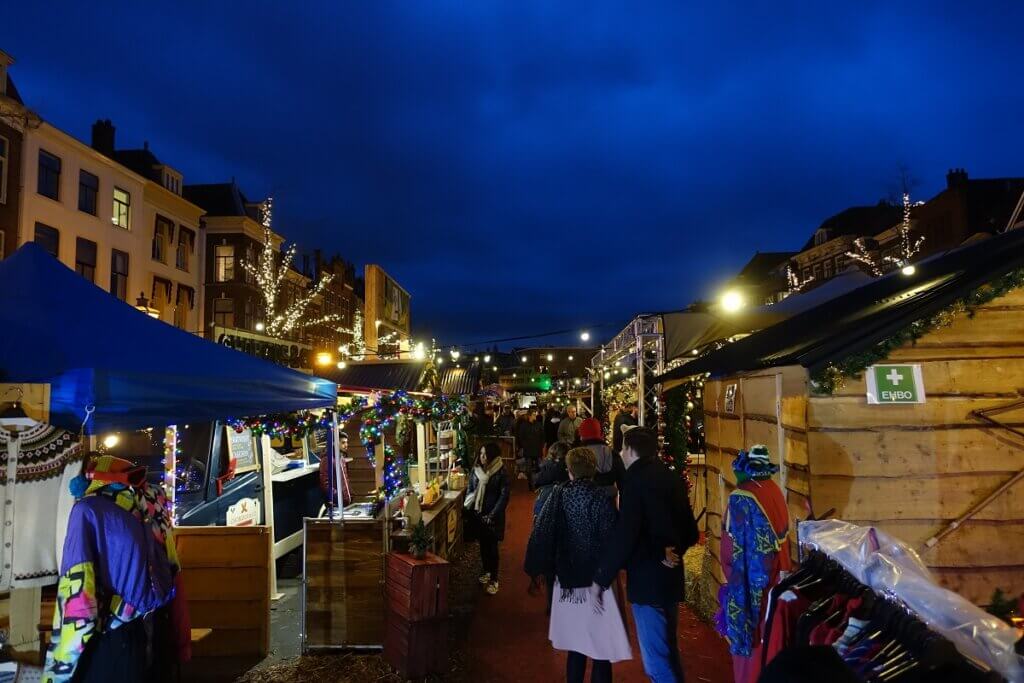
[786,263,815,294]
[241,196,342,337]
[846,192,924,278]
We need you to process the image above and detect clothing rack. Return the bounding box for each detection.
[792,520,1024,682]
[764,549,1002,681]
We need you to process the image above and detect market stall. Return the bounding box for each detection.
[301,361,474,651]
[0,243,338,667]
[659,228,1024,611]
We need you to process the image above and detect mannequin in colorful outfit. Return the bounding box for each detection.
[715,445,791,683]
[44,455,187,683]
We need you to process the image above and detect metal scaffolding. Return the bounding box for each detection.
[590,315,664,427]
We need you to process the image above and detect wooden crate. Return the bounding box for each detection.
[383,614,448,679]
[385,552,449,622]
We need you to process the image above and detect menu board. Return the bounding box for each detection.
[305,427,330,465]
[225,425,259,473]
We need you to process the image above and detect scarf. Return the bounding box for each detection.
[472,457,505,514]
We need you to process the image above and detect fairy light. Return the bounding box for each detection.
[240,196,342,338]
[163,426,178,524]
[846,192,924,278]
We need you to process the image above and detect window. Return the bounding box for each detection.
[244,244,256,283]
[34,223,60,257]
[213,298,234,328]
[244,299,255,330]
[813,228,831,246]
[78,170,98,215]
[112,187,130,229]
[38,150,61,200]
[215,244,235,282]
[823,259,833,279]
[0,136,8,204]
[75,238,97,283]
[152,277,172,317]
[176,227,194,271]
[802,268,811,280]
[110,249,129,300]
[835,254,847,272]
[153,215,173,262]
[812,264,822,280]
[174,286,193,329]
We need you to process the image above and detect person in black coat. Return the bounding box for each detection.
[515,407,546,489]
[611,404,638,455]
[592,427,698,683]
[466,441,510,595]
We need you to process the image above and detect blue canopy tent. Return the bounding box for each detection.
[0,243,336,432]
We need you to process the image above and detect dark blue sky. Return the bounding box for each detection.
[6,2,1024,347]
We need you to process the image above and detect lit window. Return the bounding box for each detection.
[110,249,129,300]
[75,238,97,283]
[175,286,193,329]
[0,136,8,204]
[112,187,131,229]
[823,259,833,279]
[38,150,61,200]
[215,244,235,282]
[34,223,60,258]
[78,170,98,215]
[152,277,172,317]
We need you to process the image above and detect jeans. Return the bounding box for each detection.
[631,603,685,682]
[478,524,500,581]
[567,650,612,683]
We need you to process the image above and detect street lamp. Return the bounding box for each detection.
[580,331,590,342]
[316,352,333,367]
[720,289,745,313]
[483,355,491,363]
[521,355,528,363]
[546,353,554,362]
[901,264,916,276]
[255,322,265,332]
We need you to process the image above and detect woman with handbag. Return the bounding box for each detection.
[525,448,632,682]
[465,442,510,595]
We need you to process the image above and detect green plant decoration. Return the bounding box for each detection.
[408,520,431,559]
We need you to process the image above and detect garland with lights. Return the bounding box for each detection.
[811,266,1024,394]
[229,410,333,439]
[660,381,704,489]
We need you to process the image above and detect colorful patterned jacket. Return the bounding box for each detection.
[43,464,178,683]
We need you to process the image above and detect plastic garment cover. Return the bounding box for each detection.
[800,519,1024,682]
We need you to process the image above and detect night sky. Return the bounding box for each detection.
[6,2,1024,348]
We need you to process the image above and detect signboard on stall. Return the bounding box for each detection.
[866,364,926,405]
[304,426,329,465]
[226,497,261,526]
[724,384,738,414]
[225,425,259,473]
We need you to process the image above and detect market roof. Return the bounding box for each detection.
[734,251,796,282]
[323,361,427,393]
[183,182,261,219]
[659,227,1024,382]
[438,364,480,396]
[0,243,337,432]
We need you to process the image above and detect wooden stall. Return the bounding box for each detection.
[667,232,1024,610]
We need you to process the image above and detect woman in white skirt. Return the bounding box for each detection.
[525,447,632,682]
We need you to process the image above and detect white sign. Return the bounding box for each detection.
[866,364,926,404]
[226,497,261,527]
[724,384,738,414]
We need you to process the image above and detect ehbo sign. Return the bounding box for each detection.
[865,364,926,405]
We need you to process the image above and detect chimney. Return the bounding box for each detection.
[946,168,968,189]
[303,254,311,278]
[91,119,115,156]
[0,50,13,98]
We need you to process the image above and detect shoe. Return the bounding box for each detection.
[478,572,491,585]
[486,581,500,595]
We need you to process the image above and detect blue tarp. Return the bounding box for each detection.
[0,243,337,432]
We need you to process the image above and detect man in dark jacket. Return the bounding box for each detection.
[612,404,638,454]
[515,408,546,490]
[592,426,698,682]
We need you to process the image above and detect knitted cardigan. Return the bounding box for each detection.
[524,479,617,599]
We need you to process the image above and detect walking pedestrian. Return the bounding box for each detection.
[533,440,570,517]
[592,427,699,683]
[515,407,545,489]
[612,404,638,455]
[578,417,622,499]
[545,405,563,448]
[496,404,516,436]
[558,405,583,445]
[526,447,632,683]
[466,442,510,596]
[318,433,351,510]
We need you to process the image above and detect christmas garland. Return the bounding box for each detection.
[811,266,1024,394]
[229,410,333,439]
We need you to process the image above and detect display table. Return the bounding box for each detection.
[270,463,322,559]
[391,489,465,560]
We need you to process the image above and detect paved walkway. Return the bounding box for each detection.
[464,479,733,682]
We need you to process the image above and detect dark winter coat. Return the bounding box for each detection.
[544,411,561,446]
[532,458,569,517]
[495,413,516,436]
[524,479,618,592]
[467,462,511,541]
[594,456,698,607]
[583,439,624,497]
[515,419,545,460]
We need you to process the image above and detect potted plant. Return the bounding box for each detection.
[409,520,431,560]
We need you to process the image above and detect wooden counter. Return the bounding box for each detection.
[391,489,465,561]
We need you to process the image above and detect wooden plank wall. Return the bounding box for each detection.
[702,366,809,609]
[807,288,1024,603]
[176,525,272,658]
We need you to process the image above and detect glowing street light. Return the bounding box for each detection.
[102,434,120,449]
[901,264,916,276]
[450,349,461,360]
[316,352,333,366]
[521,355,528,363]
[720,289,745,313]
[483,355,491,363]
[255,322,265,332]
[546,353,554,362]
[580,331,591,342]
[336,361,347,369]
[412,342,426,360]
[568,355,574,361]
